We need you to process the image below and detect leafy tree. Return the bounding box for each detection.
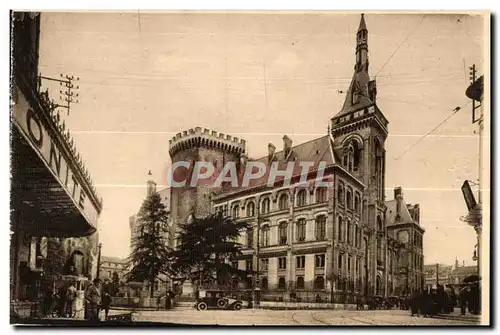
[167,212,250,288]
[126,192,170,298]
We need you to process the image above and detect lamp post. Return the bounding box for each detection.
[97,243,102,279]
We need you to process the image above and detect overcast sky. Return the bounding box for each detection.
[38,12,485,266]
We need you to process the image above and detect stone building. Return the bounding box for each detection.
[386,187,425,295]
[99,256,128,281]
[167,14,424,301]
[10,11,102,314]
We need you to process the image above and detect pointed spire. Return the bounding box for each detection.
[358,13,367,32]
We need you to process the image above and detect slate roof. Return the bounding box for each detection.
[386,199,414,224]
[101,256,127,264]
[450,266,477,276]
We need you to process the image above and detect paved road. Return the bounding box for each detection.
[126,308,480,326]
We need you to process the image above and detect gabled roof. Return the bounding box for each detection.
[386,199,414,224]
[215,135,338,197]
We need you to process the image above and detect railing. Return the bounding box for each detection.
[259,290,362,304]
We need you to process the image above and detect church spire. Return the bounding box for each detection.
[355,13,369,73]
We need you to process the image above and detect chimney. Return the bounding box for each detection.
[463,260,465,267]
[395,186,403,220]
[268,143,276,163]
[455,258,459,269]
[283,135,293,158]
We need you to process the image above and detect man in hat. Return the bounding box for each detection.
[85,278,102,322]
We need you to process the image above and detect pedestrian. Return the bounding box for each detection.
[85,278,102,322]
[66,282,77,317]
[101,292,111,320]
[459,285,469,316]
[410,290,420,317]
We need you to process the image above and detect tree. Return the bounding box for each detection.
[167,212,250,288]
[126,192,170,298]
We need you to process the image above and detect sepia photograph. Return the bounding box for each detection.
[9,9,490,326]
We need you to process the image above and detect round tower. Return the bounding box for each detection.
[168,126,246,231]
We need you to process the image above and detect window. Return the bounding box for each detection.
[261,225,270,247]
[278,193,289,210]
[338,185,344,205]
[316,187,327,203]
[261,258,269,271]
[246,202,255,217]
[261,198,270,214]
[338,253,343,271]
[315,216,326,241]
[296,256,305,269]
[337,217,343,241]
[354,225,358,247]
[354,195,360,213]
[246,227,254,248]
[315,254,326,268]
[231,260,238,270]
[154,280,159,291]
[232,205,239,219]
[246,260,253,272]
[278,277,286,290]
[314,276,325,289]
[279,222,288,245]
[347,220,352,244]
[296,189,307,207]
[347,256,352,276]
[296,219,306,242]
[261,277,268,290]
[346,190,352,209]
[223,205,228,217]
[278,257,287,270]
[296,276,305,290]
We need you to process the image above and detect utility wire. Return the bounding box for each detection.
[374,15,427,78]
[394,101,471,160]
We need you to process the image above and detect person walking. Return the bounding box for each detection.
[410,290,420,317]
[85,279,102,322]
[101,292,112,320]
[459,285,469,316]
[65,282,77,317]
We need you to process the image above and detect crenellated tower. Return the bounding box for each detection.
[331,14,389,297]
[168,127,246,232]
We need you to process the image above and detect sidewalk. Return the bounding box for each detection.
[434,308,481,323]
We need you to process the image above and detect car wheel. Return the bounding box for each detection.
[233,303,242,311]
[197,302,208,311]
[217,299,228,309]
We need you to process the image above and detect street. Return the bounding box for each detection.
[122,308,480,326]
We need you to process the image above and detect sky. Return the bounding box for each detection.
[37,12,486,266]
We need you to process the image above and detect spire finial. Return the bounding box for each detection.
[358,13,367,32]
[148,170,152,176]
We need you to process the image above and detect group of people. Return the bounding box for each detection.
[409,283,481,317]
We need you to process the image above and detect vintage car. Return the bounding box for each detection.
[195,289,244,311]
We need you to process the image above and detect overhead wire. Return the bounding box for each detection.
[393,101,471,160]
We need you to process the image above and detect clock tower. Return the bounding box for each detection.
[331,14,389,297]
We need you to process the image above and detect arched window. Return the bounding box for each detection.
[296,219,306,242]
[261,225,270,247]
[261,198,270,214]
[377,216,383,262]
[315,216,326,241]
[347,220,352,244]
[278,277,286,290]
[278,222,288,245]
[354,194,360,213]
[232,205,239,219]
[337,185,344,205]
[337,216,343,241]
[346,190,352,209]
[314,276,325,290]
[296,189,307,207]
[278,193,289,210]
[296,276,305,290]
[246,202,255,217]
[246,227,254,248]
[315,187,327,203]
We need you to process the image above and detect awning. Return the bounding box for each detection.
[11,125,96,237]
